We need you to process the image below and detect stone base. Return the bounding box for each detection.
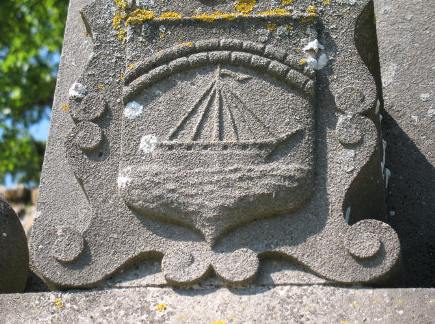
[1,286,434,323]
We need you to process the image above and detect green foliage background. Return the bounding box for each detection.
[0,0,68,185]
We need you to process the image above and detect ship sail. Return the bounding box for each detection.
[167,65,277,143]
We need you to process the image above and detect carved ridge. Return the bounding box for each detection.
[124,38,314,85]
[124,50,314,103]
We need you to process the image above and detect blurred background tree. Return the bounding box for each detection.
[0,0,68,186]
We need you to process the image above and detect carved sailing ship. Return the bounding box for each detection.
[118,57,314,242]
[156,65,301,158]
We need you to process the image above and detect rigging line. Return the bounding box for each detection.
[228,89,276,138]
[167,80,216,140]
[223,89,256,139]
[192,87,217,141]
[221,86,239,141]
[216,64,222,77]
[213,88,224,141]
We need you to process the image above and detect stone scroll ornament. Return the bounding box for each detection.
[30,0,400,288]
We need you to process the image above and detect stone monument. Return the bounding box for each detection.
[0,197,28,293]
[30,0,400,288]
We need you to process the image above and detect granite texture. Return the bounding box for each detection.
[30,0,400,289]
[1,286,435,323]
[0,198,28,293]
[374,0,435,287]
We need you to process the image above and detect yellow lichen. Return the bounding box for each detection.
[112,10,125,29]
[155,303,167,312]
[306,5,318,16]
[298,58,306,65]
[266,23,278,32]
[112,1,128,43]
[127,63,136,70]
[114,0,127,10]
[210,321,227,324]
[287,23,294,31]
[60,103,70,112]
[323,0,331,5]
[181,41,194,47]
[281,0,294,5]
[126,9,155,25]
[119,73,125,81]
[258,8,291,16]
[54,297,64,310]
[117,28,127,42]
[235,0,257,14]
[159,11,183,20]
[301,5,318,23]
[192,11,240,22]
[97,83,105,91]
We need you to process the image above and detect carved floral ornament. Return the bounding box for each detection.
[30,0,400,288]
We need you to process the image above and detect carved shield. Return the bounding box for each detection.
[119,40,315,242]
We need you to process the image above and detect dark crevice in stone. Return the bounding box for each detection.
[355,0,384,106]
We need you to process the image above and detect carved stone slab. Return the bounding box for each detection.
[30,0,400,288]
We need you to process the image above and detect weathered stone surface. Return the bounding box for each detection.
[30,0,400,288]
[0,198,28,293]
[101,259,328,289]
[374,0,435,286]
[1,286,435,323]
